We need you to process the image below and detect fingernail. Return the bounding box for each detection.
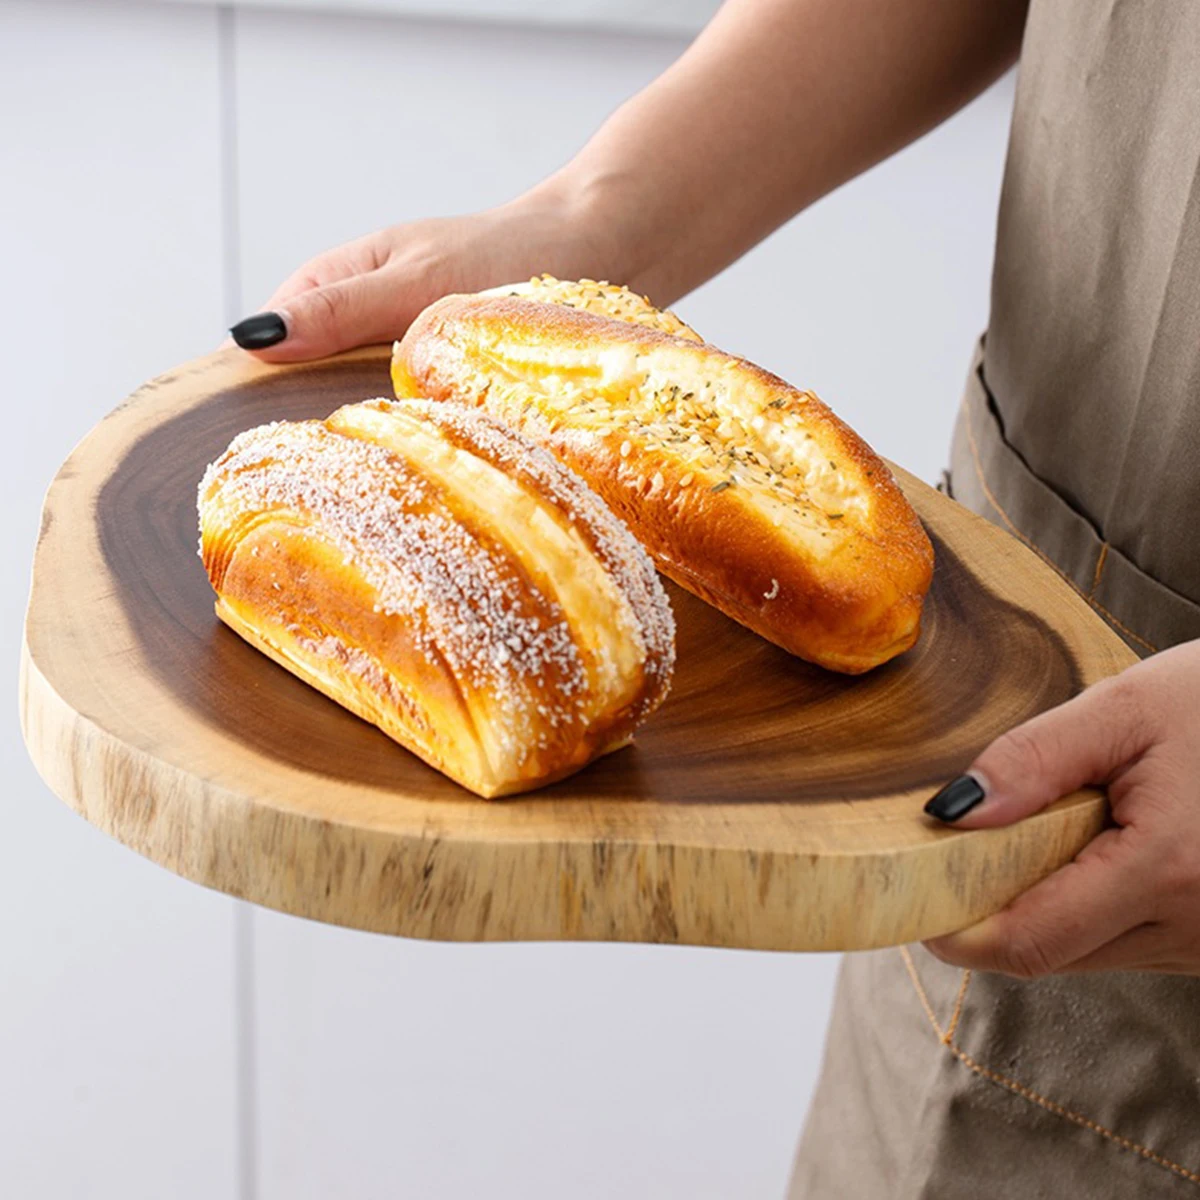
[230,311,287,350]
[924,773,986,823]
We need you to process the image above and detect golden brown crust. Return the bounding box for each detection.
[393,289,934,673]
[481,275,703,341]
[197,400,674,796]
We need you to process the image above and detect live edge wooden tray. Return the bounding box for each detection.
[20,346,1136,951]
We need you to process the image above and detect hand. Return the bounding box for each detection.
[923,639,1200,977]
[229,188,622,363]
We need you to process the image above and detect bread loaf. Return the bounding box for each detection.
[198,398,675,797]
[392,278,933,673]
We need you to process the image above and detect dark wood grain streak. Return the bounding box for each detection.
[96,356,1079,804]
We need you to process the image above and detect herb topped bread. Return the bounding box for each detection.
[391,277,933,674]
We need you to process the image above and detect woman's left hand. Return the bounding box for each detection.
[923,639,1200,977]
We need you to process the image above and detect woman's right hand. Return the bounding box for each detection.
[229,188,620,363]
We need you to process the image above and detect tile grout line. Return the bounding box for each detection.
[217,6,257,1200]
[218,3,244,327]
[234,905,258,1200]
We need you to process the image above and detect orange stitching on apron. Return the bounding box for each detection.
[1088,543,1109,599]
[948,1047,1200,1188]
[900,946,970,1045]
[900,945,948,1039]
[962,403,1160,654]
[944,968,972,1042]
[1092,603,1155,655]
[900,948,1200,1188]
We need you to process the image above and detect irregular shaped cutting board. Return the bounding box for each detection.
[20,346,1136,950]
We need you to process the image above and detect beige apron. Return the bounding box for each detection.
[789,1,1200,1195]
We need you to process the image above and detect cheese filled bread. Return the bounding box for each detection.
[391,277,934,674]
[198,398,675,798]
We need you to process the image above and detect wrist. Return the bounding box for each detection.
[502,165,663,298]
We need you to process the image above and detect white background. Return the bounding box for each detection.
[152,0,724,36]
[0,2,1015,1197]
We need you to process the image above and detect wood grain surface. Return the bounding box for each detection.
[20,346,1137,950]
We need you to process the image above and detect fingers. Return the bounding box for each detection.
[259,234,387,312]
[924,825,1156,977]
[925,676,1154,831]
[921,647,1200,979]
[1051,922,1174,974]
[231,267,426,363]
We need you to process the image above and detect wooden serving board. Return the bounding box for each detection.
[21,347,1137,951]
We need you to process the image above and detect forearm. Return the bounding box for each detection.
[523,0,1028,303]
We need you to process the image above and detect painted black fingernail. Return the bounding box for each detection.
[924,774,985,823]
[230,311,286,349]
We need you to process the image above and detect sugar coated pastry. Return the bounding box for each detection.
[198,398,675,797]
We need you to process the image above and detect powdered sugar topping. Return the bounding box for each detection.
[198,402,674,757]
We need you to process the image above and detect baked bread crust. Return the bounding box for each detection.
[392,284,934,673]
[483,275,704,342]
[198,398,675,797]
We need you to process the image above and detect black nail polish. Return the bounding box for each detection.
[924,774,986,823]
[230,311,287,350]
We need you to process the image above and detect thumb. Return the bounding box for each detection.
[924,676,1153,829]
[230,268,428,363]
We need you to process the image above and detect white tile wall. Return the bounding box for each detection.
[249,918,841,1200]
[1,4,239,1198]
[5,3,1015,1197]
[150,0,722,36]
